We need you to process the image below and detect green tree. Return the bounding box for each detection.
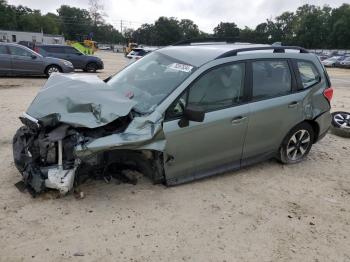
[41,13,61,35]
[213,22,239,38]
[329,4,350,49]
[132,23,156,45]
[154,17,181,45]
[179,19,200,39]
[57,5,93,41]
[293,4,330,48]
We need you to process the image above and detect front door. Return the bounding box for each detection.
[64,47,84,69]
[0,45,11,75]
[163,62,249,184]
[8,45,43,74]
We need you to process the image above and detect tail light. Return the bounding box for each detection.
[323,87,333,102]
[34,47,39,53]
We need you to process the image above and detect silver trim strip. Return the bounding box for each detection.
[23,112,39,126]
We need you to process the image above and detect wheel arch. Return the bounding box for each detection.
[279,119,319,150]
[304,119,320,143]
[103,149,165,184]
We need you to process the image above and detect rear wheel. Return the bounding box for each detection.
[45,65,62,77]
[278,122,314,164]
[85,62,98,72]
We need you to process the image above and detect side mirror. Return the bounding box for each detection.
[178,105,205,128]
[31,55,37,59]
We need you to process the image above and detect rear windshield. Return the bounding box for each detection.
[107,51,196,114]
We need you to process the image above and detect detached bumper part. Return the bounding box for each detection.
[44,140,76,194]
[45,167,76,194]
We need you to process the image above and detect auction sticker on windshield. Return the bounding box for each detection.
[167,63,193,73]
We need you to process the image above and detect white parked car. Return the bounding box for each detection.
[322,56,342,67]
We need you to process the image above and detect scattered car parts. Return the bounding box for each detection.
[330,111,350,138]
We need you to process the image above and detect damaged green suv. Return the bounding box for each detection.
[13,42,333,195]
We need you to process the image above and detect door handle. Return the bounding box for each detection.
[231,116,247,124]
[288,101,299,108]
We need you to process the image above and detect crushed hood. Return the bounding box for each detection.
[26,73,137,128]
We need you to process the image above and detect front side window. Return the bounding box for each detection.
[8,46,33,57]
[252,60,291,100]
[107,52,196,114]
[187,63,245,112]
[296,61,320,89]
[64,47,81,55]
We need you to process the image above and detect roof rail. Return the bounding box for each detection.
[173,37,240,46]
[216,46,309,59]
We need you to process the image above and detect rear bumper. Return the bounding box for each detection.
[314,111,332,142]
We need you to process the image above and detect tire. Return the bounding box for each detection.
[278,122,315,164]
[45,65,62,77]
[330,111,350,138]
[85,62,98,73]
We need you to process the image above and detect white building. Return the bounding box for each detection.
[0,29,65,44]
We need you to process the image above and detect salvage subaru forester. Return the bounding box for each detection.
[13,41,333,195]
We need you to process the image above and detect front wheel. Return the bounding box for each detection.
[278,122,314,164]
[45,65,62,77]
[85,62,98,73]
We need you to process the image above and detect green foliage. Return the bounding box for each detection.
[213,22,239,38]
[0,0,123,44]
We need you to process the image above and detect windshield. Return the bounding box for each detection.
[107,51,196,113]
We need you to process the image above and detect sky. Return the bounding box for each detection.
[7,0,349,33]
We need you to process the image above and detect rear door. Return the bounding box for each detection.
[64,46,84,69]
[163,62,250,184]
[242,59,304,164]
[0,45,11,75]
[8,45,44,74]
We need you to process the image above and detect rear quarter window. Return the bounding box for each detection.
[296,61,320,89]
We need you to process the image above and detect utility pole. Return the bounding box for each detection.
[120,20,123,36]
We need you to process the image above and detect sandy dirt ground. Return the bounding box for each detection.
[0,51,349,262]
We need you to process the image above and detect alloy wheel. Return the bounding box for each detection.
[47,66,59,75]
[286,129,311,161]
[333,112,350,129]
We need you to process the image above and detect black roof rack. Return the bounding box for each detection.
[173,37,241,46]
[216,46,309,59]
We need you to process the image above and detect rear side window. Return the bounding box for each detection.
[43,46,64,53]
[296,61,320,89]
[252,60,291,100]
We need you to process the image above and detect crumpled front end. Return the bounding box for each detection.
[13,73,166,196]
[13,117,80,195]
